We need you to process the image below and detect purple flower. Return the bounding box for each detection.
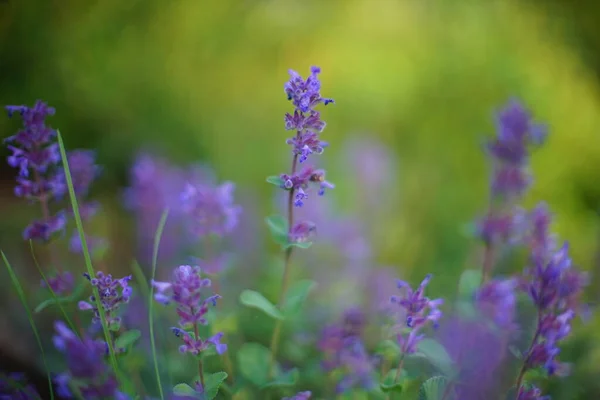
[180,179,242,238]
[23,212,67,241]
[288,220,317,243]
[476,277,517,329]
[78,272,133,326]
[52,321,126,399]
[284,66,334,113]
[517,385,551,400]
[282,391,312,400]
[62,150,101,198]
[41,271,75,296]
[152,265,227,356]
[391,274,443,354]
[0,373,41,400]
[280,166,335,207]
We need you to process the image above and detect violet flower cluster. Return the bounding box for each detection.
[282,391,312,400]
[78,272,133,328]
[4,101,66,241]
[515,205,588,398]
[276,66,334,242]
[318,308,375,393]
[0,373,41,400]
[152,265,227,356]
[52,321,128,399]
[391,274,443,354]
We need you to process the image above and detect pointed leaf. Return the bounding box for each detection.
[413,339,455,378]
[418,376,451,400]
[202,372,228,400]
[240,290,284,320]
[173,383,197,396]
[380,368,406,393]
[237,343,278,386]
[282,280,316,315]
[266,215,289,246]
[266,176,285,187]
[261,368,299,389]
[115,329,141,350]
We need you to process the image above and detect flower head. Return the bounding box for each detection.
[280,166,334,207]
[41,271,75,296]
[284,66,334,113]
[78,272,133,327]
[152,265,227,356]
[0,373,41,400]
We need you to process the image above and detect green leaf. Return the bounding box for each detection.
[282,280,317,315]
[380,369,406,393]
[115,329,142,350]
[504,386,518,400]
[109,319,122,332]
[284,241,313,250]
[261,368,299,389]
[265,215,289,246]
[202,372,228,400]
[266,176,285,187]
[237,343,277,386]
[172,383,197,396]
[34,277,87,313]
[418,376,451,400]
[375,340,401,361]
[239,290,284,320]
[413,339,455,378]
[457,269,482,300]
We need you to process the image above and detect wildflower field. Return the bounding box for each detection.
[2,1,600,399]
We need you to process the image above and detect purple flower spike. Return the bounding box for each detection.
[517,385,551,400]
[79,272,133,326]
[391,274,443,354]
[280,166,335,207]
[52,321,126,399]
[153,265,226,357]
[41,271,75,296]
[180,180,242,238]
[289,220,316,243]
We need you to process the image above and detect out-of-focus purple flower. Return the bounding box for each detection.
[180,179,242,239]
[476,278,518,329]
[69,232,107,256]
[188,253,232,276]
[282,391,312,400]
[62,150,101,198]
[0,373,41,400]
[23,212,67,241]
[391,274,443,354]
[437,317,508,400]
[41,271,75,296]
[318,308,374,393]
[288,220,316,243]
[152,265,227,356]
[4,101,67,241]
[52,321,127,399]
[280,166,334,207]
[78,272,133,327]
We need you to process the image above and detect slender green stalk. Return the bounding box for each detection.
[29,240,79,336]
[57,131,120,380]
[149,209,169,400]
[2,251,54,400]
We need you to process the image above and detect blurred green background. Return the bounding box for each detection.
[2,0,600,398]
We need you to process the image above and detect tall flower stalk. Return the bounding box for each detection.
[268,66,334,372]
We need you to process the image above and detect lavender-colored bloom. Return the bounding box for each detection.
[391,274,443,354]
[282,391,312,400]
[41,271,75,296]
[152,265,227,356]
[23,212,67,241]
[52,321,127,399]
[280,166,335,207]
[476,277,518,329]
[180,179,242,238]
[517,385,551,400]
[284,66,334,114]
[0,373,41,400]
[78,272,133,326]
[62,150,101,198]
[288,220,316,243]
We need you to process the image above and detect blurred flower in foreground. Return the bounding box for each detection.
[0,373,41,400]
[152,265,227,356]
[282,391,312,400]
[53,321,128,399]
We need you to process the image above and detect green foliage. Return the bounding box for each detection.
[265,215,313,250]
[239,290,284,320]
[172,383,196,396]
[202,372,229,400]
[418,376,452,400]
[457,269,482,300]
[237,343,275,386]
[408,339,456,379]
[282,280,317,315]
[115,329,142,350]
[380,369,405,393]
[34,280,87,313]
[266,176,285,187]
[260,368,298,389]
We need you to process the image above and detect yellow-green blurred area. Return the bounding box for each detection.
[2,0,600,397]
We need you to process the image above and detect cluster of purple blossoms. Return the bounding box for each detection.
[477,100,546,246]
[275,66,335,239]
[0,373,41,400]
[282,391,312,400]
[152,265,227,356]
[4,101,66,241]
[391,274,443,354]
[52,321,128,399]
[78,272,133,327]
[475,277,518,330]
[41,270,75,296]
[318,308,375,393]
